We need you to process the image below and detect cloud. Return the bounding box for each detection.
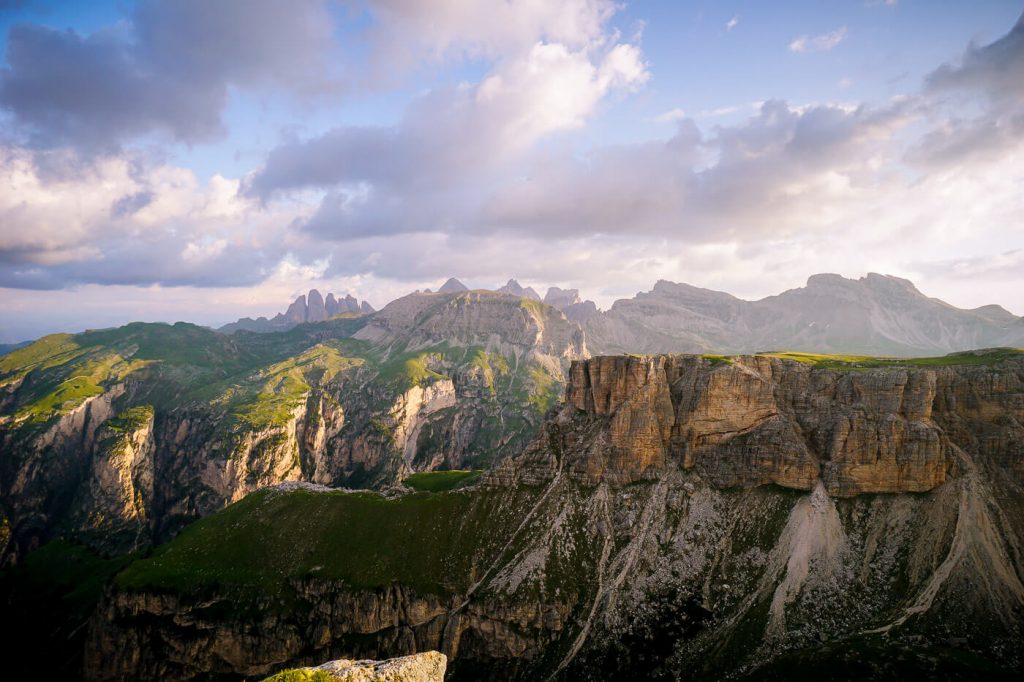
[362,0,620,74]
[916,250,1024,281]
[264,96,910,246]
[726,16,739,31]
[926,11,1024,105]
[0,146,313,289]
[789,26,847,53]
[655,108,687,123]
[245,37,649,201]
[0,0,338,150]
[908,12,1024,168]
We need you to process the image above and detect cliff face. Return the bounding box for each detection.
[0,294,584,562]
[512,353,1023,496]
[84,351,1024,681]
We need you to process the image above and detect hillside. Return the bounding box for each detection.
[0,290,584,563]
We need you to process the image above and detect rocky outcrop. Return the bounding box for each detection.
[505,353,1024,496]
[543,287,600,324]
[70,406,156,552]
[439,278,469,294]
[496,279,541,301]
[390,380,458,470]
[221,289,374,334]
[267,652,447,682]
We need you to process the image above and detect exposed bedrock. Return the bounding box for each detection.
[507,353,1024,496]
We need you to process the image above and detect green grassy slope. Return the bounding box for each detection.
[115,486,531,599]
[696,348,1024,371]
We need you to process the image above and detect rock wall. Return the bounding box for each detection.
[510,353,1024,496]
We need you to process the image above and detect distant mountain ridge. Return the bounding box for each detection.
[221,273,1022,356]
[581,272,1024,357]
[220,289,374,333]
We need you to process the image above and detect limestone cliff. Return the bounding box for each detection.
[83,350,1024,681]
[503,353,1023,496]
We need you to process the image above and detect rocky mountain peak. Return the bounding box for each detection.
[439,277,469,293]
[497,278,541,301]
[283,294,307,323]
[544,286,600,324]
[220,289,375,334]
[355,290,587,360]
[306,289,327,322]
[543,286,581,308]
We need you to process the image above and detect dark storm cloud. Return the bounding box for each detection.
[0,0,337,150]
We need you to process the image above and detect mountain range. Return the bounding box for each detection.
[581,273,1024,356]
[217,273,1024,357]
[1,272,1023,680]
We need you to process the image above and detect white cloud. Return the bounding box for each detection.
[726,16,739,31]
[364,0,619,72]
[0,146,314,289]
[789,26,847,53]
[655,108,687,123]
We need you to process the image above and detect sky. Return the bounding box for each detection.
[0,0,1022,342]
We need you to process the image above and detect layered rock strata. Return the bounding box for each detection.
[503,353,1024,496]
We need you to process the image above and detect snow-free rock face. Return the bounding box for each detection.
[355,290,586,360]
[496,278,541,301]
[221,289,374,333]
[265,652,447,682]
[70,406,156,552]
[506,352,1024,496]
[582,273,1024,356]
[543,287,600,323]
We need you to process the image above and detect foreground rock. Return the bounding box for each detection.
[265,652,447,682]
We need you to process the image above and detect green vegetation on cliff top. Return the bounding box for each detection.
[404,469,483,492]
[695,348,1023,370]
[115,487,529,599]
[263,670,336,682]
[758,348,1023,369]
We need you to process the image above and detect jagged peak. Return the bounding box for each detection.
[497,278,541,301]
[543,286,581,307]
